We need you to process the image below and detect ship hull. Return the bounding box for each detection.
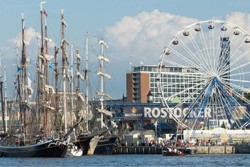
[162,150,185,156]
[94,136,117,155]
[0,140,68,157]
[76,133,96,155]
[178,147,197,155]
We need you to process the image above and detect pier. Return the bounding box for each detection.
[114,146,162,154]
[114,145,236,154]
[195,146,235,154]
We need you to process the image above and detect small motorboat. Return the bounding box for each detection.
[69,147,83,157]
[162,147,185,156]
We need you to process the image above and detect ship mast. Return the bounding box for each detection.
[37,1,46,132]
[75,47,88,134]
[97,40,112,129]
[0,56,6,134]
[84,33,89,131]
[75,48,82,129]
[76,49,81,93]
[61,9,68,134]
[3,67,7,133]
[44,8,52,137]
[21,13,28,136]
[3,66,8,132]
[54,46,60,130]
[70,42,74,128]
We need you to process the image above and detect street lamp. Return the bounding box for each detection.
[147,90,153,103]
[154,120,158,141]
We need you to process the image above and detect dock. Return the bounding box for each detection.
[114,146,162,154]
[114,145,236,154]
[195,146,235,154]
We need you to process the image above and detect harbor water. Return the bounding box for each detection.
[1,154,250,167]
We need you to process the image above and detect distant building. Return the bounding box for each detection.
[126,65,203,103]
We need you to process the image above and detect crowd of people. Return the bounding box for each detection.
[117,136,231,148]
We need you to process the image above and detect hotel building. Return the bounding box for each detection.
[126,65,203,104]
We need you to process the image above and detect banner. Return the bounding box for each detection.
[123,106,144,120]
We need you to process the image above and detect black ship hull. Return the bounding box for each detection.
[0,140,68,157]
[178,147,197,155]
[76,133,96,155]
[94,136,117,155]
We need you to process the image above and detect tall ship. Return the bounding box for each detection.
[89,39,117,155]
[74,38,118,155]
[70,33,95,156]
[0,2,69,157]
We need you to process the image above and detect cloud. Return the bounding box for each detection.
[105,10,250,66]
[3,27,56,64]
[11,27,41,48]
[225,12,250,31]
[10,27,56,54]
[104,9,198,65]
[103,10,250,98]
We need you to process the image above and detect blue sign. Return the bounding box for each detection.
[123,106,144,120]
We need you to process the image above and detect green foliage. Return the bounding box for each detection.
[238,93,250,103]
[221,122,226,129]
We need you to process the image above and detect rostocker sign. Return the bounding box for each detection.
[144,106,246,119]
[123,106,246,120]
[144,107,212,119]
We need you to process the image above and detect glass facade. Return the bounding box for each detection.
[130,65,204,103]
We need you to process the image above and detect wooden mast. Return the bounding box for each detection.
[0,81,4,134]
[3,67,7,133]
[0,57,6,134]
[44,11,50,137]
[75,48,81,132]
[84,33,89,131]
[70,42,74,128]
[76,49,80,93]
[21,13,28,137]
[37,1,46,134]
[54,46,60,131]
[61,9,68,134]
[17,70,22,133]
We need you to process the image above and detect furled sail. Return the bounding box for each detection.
[26,85,33,97]
[97,108,113,117]
[44,105,55,111]
[76,69,84,80]
[45,84,55,94]
[44,54,54,61]
[78,93,85,102]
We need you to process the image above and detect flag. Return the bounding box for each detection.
[44,10,48,17]
[49,64,54,69]
[17,66,21,72]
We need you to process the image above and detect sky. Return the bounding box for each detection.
[1,0,250,99]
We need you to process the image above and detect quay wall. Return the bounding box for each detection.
[195,146,235,154]
[114,146,236,154]
[115,146,162,154]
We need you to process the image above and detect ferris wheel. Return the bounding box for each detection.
[157,20,250,130]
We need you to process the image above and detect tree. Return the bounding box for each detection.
[221,122,226,129]
[238,93,250,103]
